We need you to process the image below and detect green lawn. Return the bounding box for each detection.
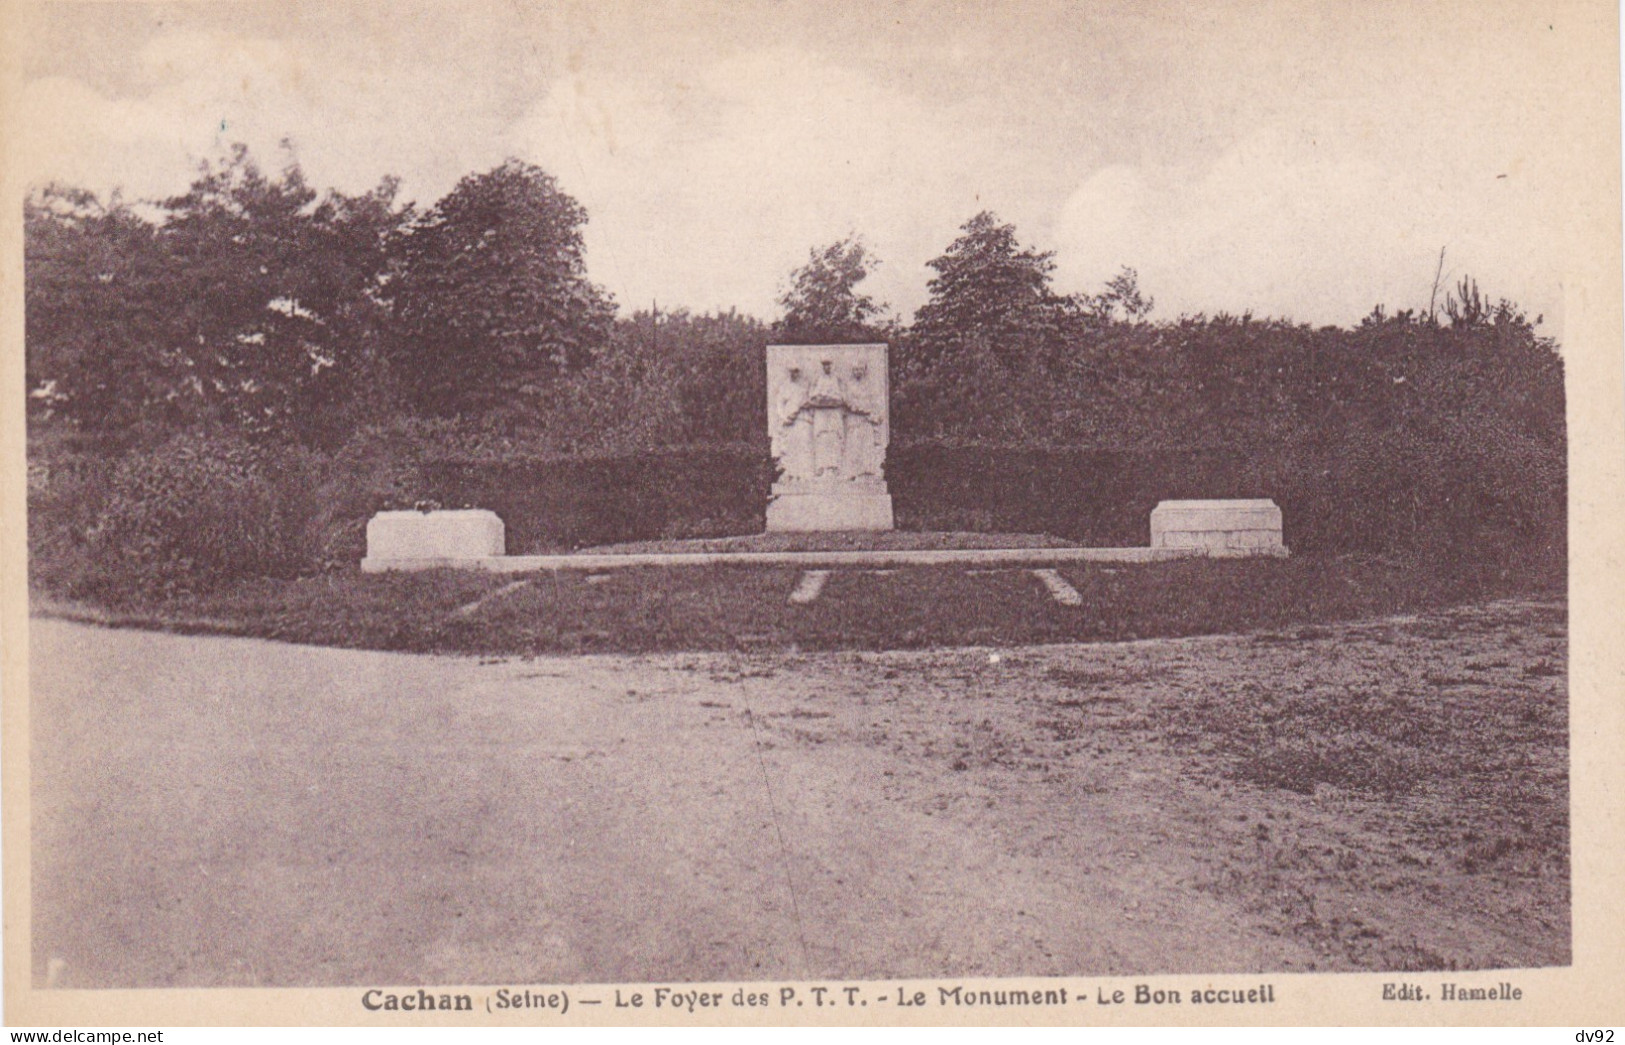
[33,549,1564,656]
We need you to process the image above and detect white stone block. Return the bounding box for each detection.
[1150,499,1287,556]
[766,489,894,532]
[362,509,505,570]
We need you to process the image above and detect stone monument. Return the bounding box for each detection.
[765,343,894,531]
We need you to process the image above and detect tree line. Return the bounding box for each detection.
[27,148,603,446]
[24,146,1567,592]
[27,144,1562,460]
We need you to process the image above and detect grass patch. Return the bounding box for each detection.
[1236,738,1424,797]
[30,547,1563,657]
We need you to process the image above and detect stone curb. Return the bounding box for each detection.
[361,544,1289,573]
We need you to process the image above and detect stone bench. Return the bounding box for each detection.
[361,509,505,572]
[1149,499,1287,556]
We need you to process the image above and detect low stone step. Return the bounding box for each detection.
[450,579,533,618]
[1031,568,1083,606]
[787,570,832,605]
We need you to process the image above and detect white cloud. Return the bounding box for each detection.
[506,45,1018,318]
[21,28,514,208]
[21,15,1571,335]
[25,32,1024,321]
[1055,127,1564,328]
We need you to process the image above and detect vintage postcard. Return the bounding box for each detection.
[2,0,1621,1029]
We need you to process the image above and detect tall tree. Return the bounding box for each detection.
[909,211,1066,368]
[773,236,886,344]
[388,160,616,417]
[896,212,1070,435]
[156,145,411,441]
[294,175,417,441]
[26,147,407,445]
[1089,266,1155,323]
[25,185,174,439]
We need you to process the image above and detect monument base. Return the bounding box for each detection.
[363,509,505,563]
[1149,498,1287,556]
[766,486,894,532]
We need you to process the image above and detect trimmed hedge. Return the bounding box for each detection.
[887,431,1565,560]
[889,444,1268,546]
[409,446,776,553]
[379,435,1562,562]
[28,425,1563,594]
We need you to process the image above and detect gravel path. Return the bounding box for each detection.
[28,601,1565,988]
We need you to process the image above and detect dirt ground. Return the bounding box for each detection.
[28,597,1567,988]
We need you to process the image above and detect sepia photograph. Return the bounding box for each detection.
[3,0,1621,1028]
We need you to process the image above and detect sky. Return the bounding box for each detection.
[17,0,1601,332]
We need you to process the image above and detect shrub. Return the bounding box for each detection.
[415,446,775,552]
[26,439,119,595]
[302,422,776,561]
[885,436,1565,561]
[77,431,316,596]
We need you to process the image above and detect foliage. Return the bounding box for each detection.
[1087,266,1155,323]
[24,153,1566,591]
[907,211,1071,366]
[157,146,411,442]
[895,211,1085,435]
[24,187,179,441]
[415,446,775,551]
[538,308,771,451]
[26,429,121,596]
[386,159,616,417]
[301,422,445,570]
[25,146,411,447]
[76,431,317,595]
[643,309,770,445]
[773,236,888,344]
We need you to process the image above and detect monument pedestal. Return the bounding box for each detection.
[766,481,894,532]
[1150,499,1287,556]
[361,509,506,571]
